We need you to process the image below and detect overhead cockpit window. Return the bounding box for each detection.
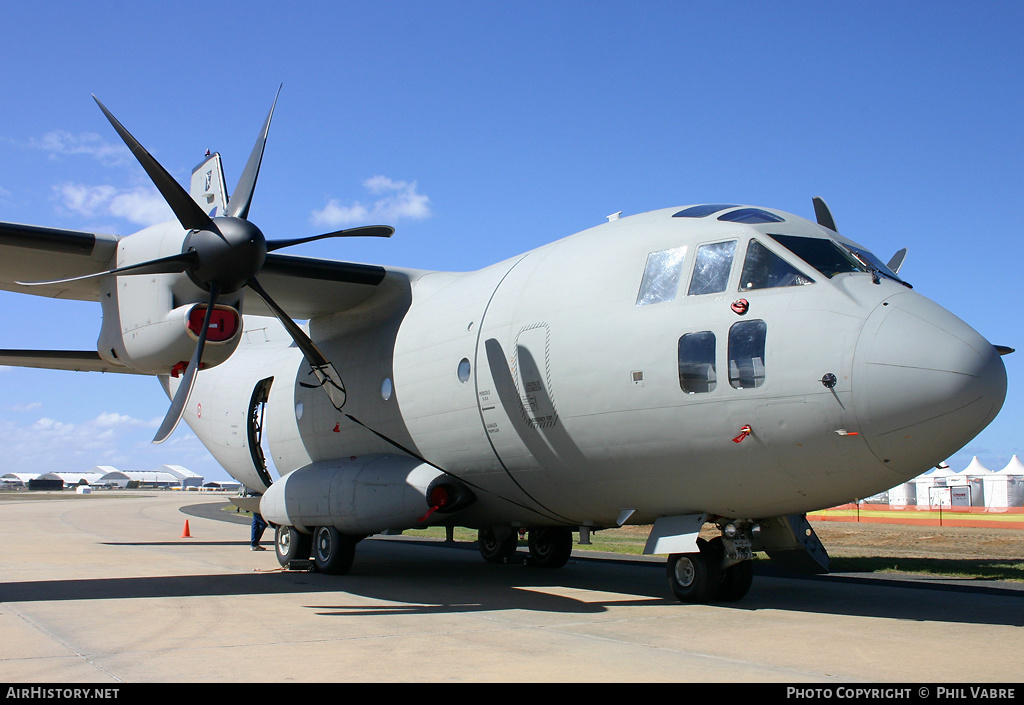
[678,331,717,394]
[672,204,740,218]
[718,208,785,224]
[767,234,867,278]
[636,246,687,306]
[739,240,815,291]
[728,319,767,389]
[687,240,736,296]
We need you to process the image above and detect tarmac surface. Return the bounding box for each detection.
[1,491,1022,683]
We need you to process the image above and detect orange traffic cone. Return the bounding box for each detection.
[181,520,192,538]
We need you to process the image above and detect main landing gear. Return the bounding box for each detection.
[274,525,361,575]
[477,526,574,568]
[667,536,754,603]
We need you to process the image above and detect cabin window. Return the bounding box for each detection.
[636,246,687,306]
[678,331,717,394]
[728,319,767,389]
[687,240,737,296]
[739,240,815,291]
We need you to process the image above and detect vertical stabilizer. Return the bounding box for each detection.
[190,152,229,217]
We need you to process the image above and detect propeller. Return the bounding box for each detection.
[26,89,393,443]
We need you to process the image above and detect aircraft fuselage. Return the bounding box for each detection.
[179,205,1007,532]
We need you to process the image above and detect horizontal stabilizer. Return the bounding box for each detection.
[0,350,144,375]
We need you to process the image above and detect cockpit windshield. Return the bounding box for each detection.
[767,234,908,286]
[842,244,908,286]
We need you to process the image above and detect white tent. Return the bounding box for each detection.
[913,466,956,505]
[982,455,1024,508]
[947,457,990,506]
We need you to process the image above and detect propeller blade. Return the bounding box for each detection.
[886,247,908,274]
[226,85,281,220]
[246,277,347,410]
[93,96,214,233]
[152,283,220,444]
[812,196,838,232]
[265,225,394,252]
[17,251,197,287]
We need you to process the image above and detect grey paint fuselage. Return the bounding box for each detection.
[182,205,1007,530]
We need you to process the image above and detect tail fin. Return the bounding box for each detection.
[190,152,229,217]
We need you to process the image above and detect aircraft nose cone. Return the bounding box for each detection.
[854,293,1006,476]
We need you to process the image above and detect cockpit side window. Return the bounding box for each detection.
[687,240,737,296]
[636,246,687,306]
[728,320,766,389]
[739,240,815,291]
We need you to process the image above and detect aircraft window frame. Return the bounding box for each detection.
[687,240,737,296]
[738,239,815,292]
[728,319,767,389]
[678,331,717,394]
[636,246,687,306]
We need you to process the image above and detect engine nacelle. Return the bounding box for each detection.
[97,274,241,375]
[260,454,475,536]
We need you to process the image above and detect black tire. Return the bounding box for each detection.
[667,538,722,603]
[527,527,573,569]
[477,527,519,563]
[718,559,754,602]
[312,526,356,575]
[274,525,312,567]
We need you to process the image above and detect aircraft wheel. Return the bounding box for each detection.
[667,538,722,603]
[312,526,356,575]
[275,525,312,567]
[718,560,754,602]
[477,527,519,563]
[527,527,573,569]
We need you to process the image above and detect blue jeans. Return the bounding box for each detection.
[251,513,268,546]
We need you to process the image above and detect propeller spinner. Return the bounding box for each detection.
[26,89,393,443]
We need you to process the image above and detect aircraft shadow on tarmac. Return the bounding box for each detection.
[1,535,1021,627]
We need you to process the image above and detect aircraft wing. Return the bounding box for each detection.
[245,253,420,320]
[0,219,420,319]
[0,349,144,374]
[0,222,120,301]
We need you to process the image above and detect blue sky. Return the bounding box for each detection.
[0,1,1021,483]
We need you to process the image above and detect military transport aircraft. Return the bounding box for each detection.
[0,91,1010,603]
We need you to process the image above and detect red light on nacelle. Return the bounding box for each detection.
[187,305,240,342]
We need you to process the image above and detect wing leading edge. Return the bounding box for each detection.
[0,349,144,374]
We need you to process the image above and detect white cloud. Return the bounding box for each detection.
[31,130,130,167]
[54,182,173,226]
[2,412,165,472]
[311,175,431,228]
[5,401,43,412]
